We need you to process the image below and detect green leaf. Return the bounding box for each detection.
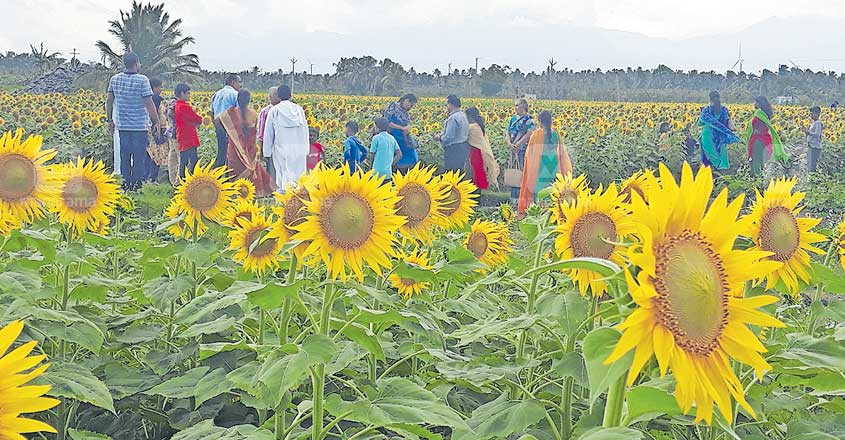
[523,257,621,279]
[144,275,193,310]
[394,261,438,283]
[331,319,385,361]
[182,239,219,265]
[537,291,589,337]
[453,393,546,440]
[114,324,163,344]
[810,262,845,294]
[325,377,470,431]
[30,310,105,354]
[577,427,644,440]
[194,368,234,407]
[143,367,210,399]
[777,334,845,372]
[246,279,310,311]
[175,288,247,326]
[623,386,681,425]
[56,243,86,266]
[101,363,157,400]
[67,428,112,440]
[170,420,274,440]
[449,315,539,346]
[0,269,42,296]
[551,352,588,388]
[40,363,115,413]
[583,327,633,406]
[181,316,236,338]
[255,335,336,404]
[155,211,186,233]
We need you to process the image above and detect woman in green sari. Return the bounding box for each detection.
[745,96,788,175]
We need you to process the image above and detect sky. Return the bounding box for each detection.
[3,0,845,74]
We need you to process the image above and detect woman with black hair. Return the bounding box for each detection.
[219,88,276,196]
[517,110,571,215]
[745,96,787,175]
[465,107,499,189]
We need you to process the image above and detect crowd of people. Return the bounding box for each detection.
[106,53,826,216]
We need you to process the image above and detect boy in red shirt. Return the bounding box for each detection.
[172,83,203,178]
[307,127,325,171]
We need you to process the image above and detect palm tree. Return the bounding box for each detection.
[95,1,200,78]
[29,43,62,72]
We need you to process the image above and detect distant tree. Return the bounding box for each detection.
[29,43,62,72]
[480,64,509,96]
[95,1,200,77]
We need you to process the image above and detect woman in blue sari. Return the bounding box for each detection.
[698,91,740,170]
[384,94,419,172]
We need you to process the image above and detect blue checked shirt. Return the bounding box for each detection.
[108,72,153,131]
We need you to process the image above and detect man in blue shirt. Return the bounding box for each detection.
[369,118,402,181]
[433,95,471,177]
[106,53,160,191]
[210,74,242,168]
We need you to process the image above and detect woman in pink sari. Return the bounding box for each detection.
[219,89,276,196]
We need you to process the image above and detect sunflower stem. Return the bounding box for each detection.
[517,239,545,362]
[312,282,336,440]
[560,334,577,439]
[602,373,626,428]
[279,256,297,345]
[807,238,837,335]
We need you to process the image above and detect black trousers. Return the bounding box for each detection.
[213,123,228,169]
[443,142,473,179]
[179,147,199,179]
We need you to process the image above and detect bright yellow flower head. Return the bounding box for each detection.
[233,178,256,203]
[388,248,433,298]
[222,199,264,230]
[554,184,635,296]
[0,320,61,438]
[605,163,785,425]
[436,171,478,230]
[619,169,655,205]
[273,170,320,261]
[164,199,208,239]
[464,219,512,270]
[228,213,286,274]
[838,216,845,273]
[0,205,22,236]
[0,129,57,223]
[48,158,120,234]
[392,165,448,244]
[745,178,827,295]
[173,162,236,225]
[549,173,589,224]
[293,168,405,281]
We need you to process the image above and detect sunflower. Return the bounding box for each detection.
[48,158,120,234]
[838,216,845,272]
[229,213,286,274]
[499,203,515,224]
[549,173,589,224]
[388,248,432,298]
[222,199,264,229]
[392,165,448,243]
[272,171,319,260]
[619,169,655,204]
[554,184,635,296]
[745,178,827,295]
[0,206,22,236]
[0,320,61,438]
[173,162,236,225]
[293,168,405,281]
[164,199,208,239]
[0,129,57,223]
[464,219,512,269]
[605,163,785,425]
[436,171,478,229]
[233,178,256,203]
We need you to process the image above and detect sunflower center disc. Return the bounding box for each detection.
[247,228,277,257]
[234,211,252,226]
[570,212,617,259]
[653,231,728,356]
[186,178,221,213]
[62,176,99,213]
[321,193,375,249]
[283,190,309,234]
[467,231,489,258]
[397,183,432,226]
[0,153,37,201]
[441,187,462,216]
[758,206,800,262]
[559,188,578,205]
[621,184,644,203]
[401,278,417,286]
[238,186,249,199]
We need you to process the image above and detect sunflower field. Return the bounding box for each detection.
[1,116,845,440]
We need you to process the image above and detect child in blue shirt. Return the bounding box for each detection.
[369,118,402,181]
[343,121,368,173]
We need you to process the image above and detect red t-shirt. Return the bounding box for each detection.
[307,142,324,170]
[174,100,203,152]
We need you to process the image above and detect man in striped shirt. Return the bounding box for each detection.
[106,53,160,191]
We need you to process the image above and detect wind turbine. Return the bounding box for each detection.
[730,42,744,73]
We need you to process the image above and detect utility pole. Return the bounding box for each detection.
[290,57,298,91]
[475,57,478,73]
[309,62,314,76]
[70,48,80,69]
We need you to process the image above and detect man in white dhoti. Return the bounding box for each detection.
[262,85,309,192]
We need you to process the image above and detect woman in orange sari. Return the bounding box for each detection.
[517,110,572,215]
[220,89,276,196]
